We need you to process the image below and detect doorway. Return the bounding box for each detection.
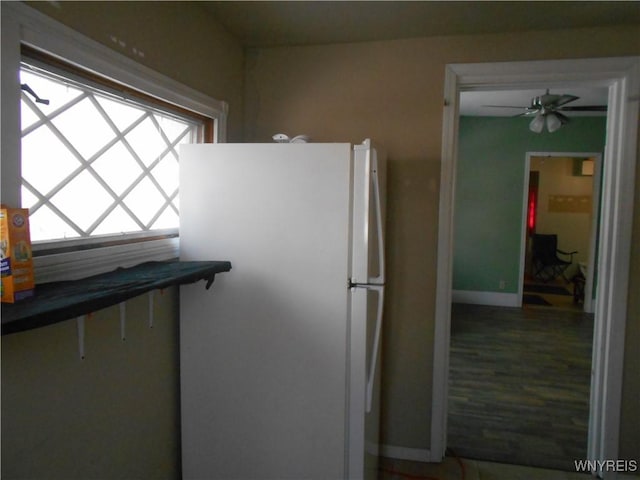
[521,152,602,314]
[431,57,639,478]
[448,144,602,467]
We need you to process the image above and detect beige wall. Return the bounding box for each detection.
[2,289,181,479]
[24,1,246,141]
[243,26,640,454]
[531,156,594,271]
[2,2,244,479]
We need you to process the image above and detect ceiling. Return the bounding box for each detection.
[203,1,640,48]
[203,1,637,116]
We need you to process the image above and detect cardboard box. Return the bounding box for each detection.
[1,206,35,303]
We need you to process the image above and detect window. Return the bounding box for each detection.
[1,2,228,281]
[20,58,203,244]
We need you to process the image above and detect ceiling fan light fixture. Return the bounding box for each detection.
[546,112,563,133]
[529,113,545,133]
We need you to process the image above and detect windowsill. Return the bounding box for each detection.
[1,259,232,335]
[32,236,180,283]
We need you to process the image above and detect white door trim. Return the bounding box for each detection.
[432,57,640,478]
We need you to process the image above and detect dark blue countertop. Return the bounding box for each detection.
[1,260,231,335]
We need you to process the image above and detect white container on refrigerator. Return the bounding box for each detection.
[179,139,386,479]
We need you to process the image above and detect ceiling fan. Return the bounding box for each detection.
[485,89,607,133]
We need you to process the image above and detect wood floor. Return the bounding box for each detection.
[447,302,594,472]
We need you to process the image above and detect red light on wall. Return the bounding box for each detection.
[527,191,537,235]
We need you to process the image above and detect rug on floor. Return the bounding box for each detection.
[524,284,572,296]
[522,294,552,306]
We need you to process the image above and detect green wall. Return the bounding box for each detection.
[453,116,607,294]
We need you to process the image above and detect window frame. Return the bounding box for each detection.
[20,51,203,246]
[1,2,228,282]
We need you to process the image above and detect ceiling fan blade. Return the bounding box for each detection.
[535,89,578,108]
[482,105,529,109]
[538,91,563,106]
[517,110,538,117]
[551,94,579,107]
[558,105,608,112]
[555,111,570,124]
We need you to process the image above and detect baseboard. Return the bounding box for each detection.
[380,444,433,462]
[452,290,520,307]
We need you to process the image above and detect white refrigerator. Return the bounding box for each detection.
[179,139,386,479]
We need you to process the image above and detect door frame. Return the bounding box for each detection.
[432,57,639,478]
[520,151,602,314]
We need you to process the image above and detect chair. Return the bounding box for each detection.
[531,234,577,283]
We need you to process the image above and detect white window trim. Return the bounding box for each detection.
[1,2,229,282]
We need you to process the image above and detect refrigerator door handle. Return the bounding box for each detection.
[365,284,384,414]
[368,153,385,285]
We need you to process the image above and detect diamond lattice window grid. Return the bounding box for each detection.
[20,65,201,243]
